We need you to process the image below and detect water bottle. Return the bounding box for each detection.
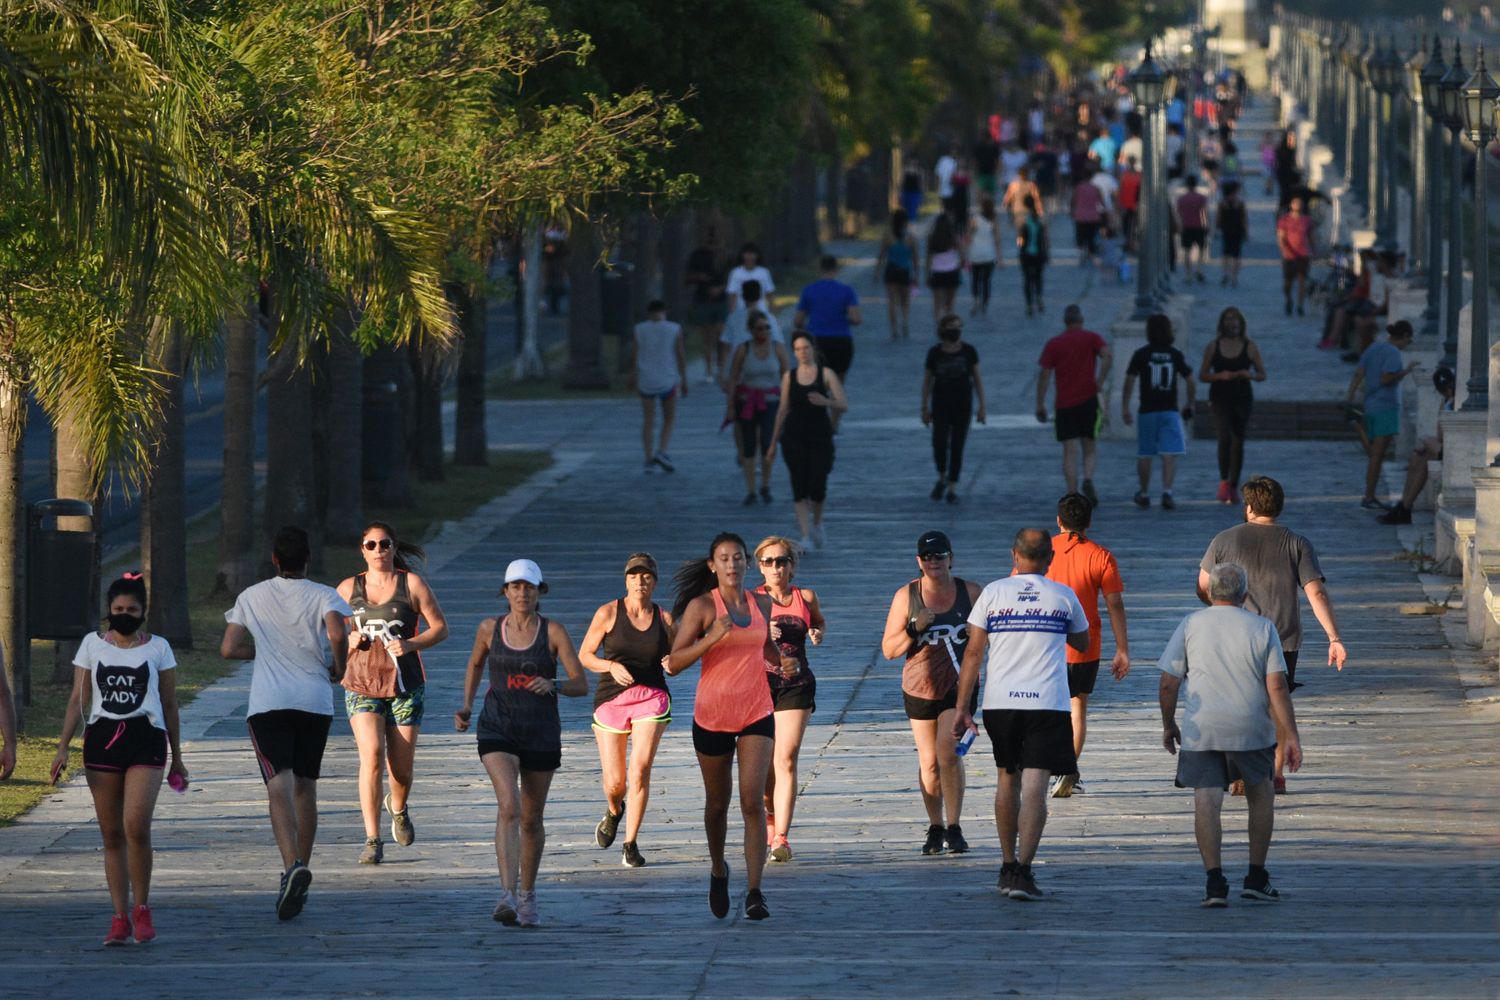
[955,726,977,757]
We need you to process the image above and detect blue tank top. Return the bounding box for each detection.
[887,239,913,270]
[476,616,560,752]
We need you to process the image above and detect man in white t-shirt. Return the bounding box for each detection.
[221,526,351,921]
[628,299,688,474]
[954,529,1089,902]
[935,147,958,217]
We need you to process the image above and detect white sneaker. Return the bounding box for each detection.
[810,525,825,549]
[517,890,540,927]
[798,535,812,551]
[653,452,675,474]
[492,888,518,925]
[643,461,656,475]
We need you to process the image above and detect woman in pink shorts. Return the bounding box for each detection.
[578,552,676,868]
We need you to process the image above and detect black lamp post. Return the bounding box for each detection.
[1130,42,1166,320]
[1461,46,1499,413]
[1406,37,1428,277]
[1422,39,1450,346]
[1443,43,1468,374]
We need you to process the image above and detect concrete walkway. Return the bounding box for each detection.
[4,127,1499,997]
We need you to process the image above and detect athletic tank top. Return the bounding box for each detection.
[593,600,671,708]
[968,216,997,264]
[739,341,783,391]
[901,578,973,701]
[476,616,560,752]
[758,585,813,692]
[695,590,773,732]
[1209,338,1254,404]
[784,366,833,442]
[349,573,425,692]
[887,239,913,271]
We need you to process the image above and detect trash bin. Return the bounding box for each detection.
[600,261,635,341]
[27,499,96,640]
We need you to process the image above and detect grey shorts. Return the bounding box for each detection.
[1175,745,1276,790]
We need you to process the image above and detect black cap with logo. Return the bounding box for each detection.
[916,530,952,556]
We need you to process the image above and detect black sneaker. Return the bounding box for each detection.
[1133,490,1150,509]
[1378,505,1413,524]
[921,824,946,856]
[759,487,773,504]
[595,808,623,848]
[1011,863,1044,901]
[653,452,675,473]
[277,862,312,921]
[1284,298,1293,315]
[743,888,770,920]
[930,480,946,500]
[709,863,730,918]
[1081,479,1099,507]
[1241,869,1280,901]
[621,841,646,868]
[946,490,959,504]
[998,861,1019,896]
[1161,492,1176,511]
[944,824,969,854]
[742,493,757,507]
[1203,871,1230,908]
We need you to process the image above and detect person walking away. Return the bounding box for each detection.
[1259,130,1278,195]
[685,230,728,383]
[1346,320,1418,510]
[1043,495,1129,798]
[1016,197,1049,317]
[455,558,589,927]
[724,312,789,505]
[51,573,188,945]
[1036,305,1110,503]
[935,146,959,219]
[881,531,982,856]
[725,242,774,313]
[1175,175,1211,283]
[965,198,1002,317]
[770,331,848,550]
[900,168,923,222]
[1118,158,1142,253]
[220,526,351,921]
[948,159,972,228]
[922,315,987,503]
[974,131,1001,198]
[793,255,862,381]
[336,523,449,865]
[1161,562,1302,906]
[875,210,920,340]
[1001,165,1043,231]
[1215,181,1248,287]
[1198,476,1347,792]
[1001,140,1030,189]
[577,553,676,868]
[1199,307,1265,503]
[925,213,963,321]
[1276,196,1314,316]
[628,300,687,474]
[1070,164,1106,268]
[1123,314,1196,508]
[954,529,1090,900]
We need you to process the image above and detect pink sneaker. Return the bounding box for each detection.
[131,904,156,943]
[770,834,793,863]
[1216,481,1231,503]
[102,913,132,946]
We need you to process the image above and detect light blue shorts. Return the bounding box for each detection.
[1136,409,1187,457]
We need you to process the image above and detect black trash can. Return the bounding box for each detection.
[27,499,96,640]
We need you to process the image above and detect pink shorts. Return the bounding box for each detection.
[592,685,672,734]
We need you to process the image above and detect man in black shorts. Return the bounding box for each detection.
[953,529,1090,901]
[221,527,351,921]
[1037,305,1111,503]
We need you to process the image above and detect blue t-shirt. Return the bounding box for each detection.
[1088,136,1118,169]
[1358,341,1404,413]
[796,278,859,338]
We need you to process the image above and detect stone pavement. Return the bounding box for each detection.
[4,145,1500,999]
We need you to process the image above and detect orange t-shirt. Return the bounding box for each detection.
[1045,533,1123,663]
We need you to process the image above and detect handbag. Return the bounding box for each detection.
[342,638,399,698]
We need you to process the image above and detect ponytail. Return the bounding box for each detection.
[672,532,747,619]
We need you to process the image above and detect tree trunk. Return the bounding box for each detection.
[0,351,29,714]
[824,159,844,241]
[659,210,691,325]
[322,316,364,542]
[561,220,608,388]
[362,344,414,508]
[51,409,101,684]
[264,344,320,573]
[452,280,488,466]
[409,341,446,482]
[141,321,192,647]
[214,298,259,597]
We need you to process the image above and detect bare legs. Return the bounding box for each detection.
[1194,779,1274,871]
[1364,436,1392,503]
[697,735,772,890]
[1061,438,1097,493]
[885,283,912,340]
[265,770,319,870]
[640,396,657,465]
[994,768,1050,864]
[594,721,667,845]
[1069,693,1089,760]
[482,752,555,894]
[349,713,418,839]
[1136,455,1179,493]
[764,708,811,838]
[909,711,965,827]
[87,767,164,914]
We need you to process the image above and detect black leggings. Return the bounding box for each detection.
[1020,254,1045,308]
[781,435,834,503]
[932,408,972,483]
[970,262,995,306]
[1211,395,1253,484]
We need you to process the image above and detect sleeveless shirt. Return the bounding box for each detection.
[901,578,973,700]
[593,599,671,708]
[476,616,560,752]
[349,573,425,692]
[784,367,834,442]
[758,585,813,692]
[1208,338,1254,405]
[695,590,774,732]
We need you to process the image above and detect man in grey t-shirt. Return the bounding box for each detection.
[1161,562,1301,907]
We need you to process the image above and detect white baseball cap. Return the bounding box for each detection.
[503,558,547,592]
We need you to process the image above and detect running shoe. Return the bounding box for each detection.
[1081,479,1099,507]
[1203,871,1230,908]
[798,535,812,552]
[131,904,156,944]
[595,808,623,849]
[359,836,383,864]
[998,861,1018,896]
[1010,864,1044,901]
[1070,776,1086,794]
[643,461,656,475]
[1133,490,1150,510]
[653,452,675,473]
[1050,772,1079,798]
[277,862,312,921]
[621,841,646,868]
[1241,869,1281,901]
[492,888,519,925]
[770,835,792,863]
[1161,492,1176,511]
[930,480,946,501]
[1296,302,1305,316]
[385,794,415,847]
[945,490,959,505]
[1378,505,1413,524]
[743,888,770,920]
[921,824,946,856]
[944,825,969,854]
[709,863,731,918]
[102,913,132,946]
[1360,497,1391,511]
[810,525,825,549]
[1284,298,1292,316]
[742,493,757,507]
[517,890,540,927]
[1216,481,1231,503]
[759,487,773,504]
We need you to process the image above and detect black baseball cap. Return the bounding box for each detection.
[916,530,952,556]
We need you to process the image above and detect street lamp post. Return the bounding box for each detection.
[1364,38,1382,233]
[1130,43,1167,320]
[1423,39,1450,345]
[1461,46,1499,414]
[1443,44,1469,373]
[1406,37,1428,277]
[1155,70,1179,305]
[1378,40,1403,247]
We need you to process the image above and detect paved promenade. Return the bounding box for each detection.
[4,122,1500,997]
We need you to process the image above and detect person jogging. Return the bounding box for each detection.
[770,331,849,550]
[922,314,987,504]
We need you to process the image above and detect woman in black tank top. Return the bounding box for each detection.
[1197,307,1266,504]
[577,553,678,867]
[335,522,450,865]
[770,331,849,550]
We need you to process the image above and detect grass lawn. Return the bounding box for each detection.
[0,450,549,826]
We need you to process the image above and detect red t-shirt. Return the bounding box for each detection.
[1039,327,1108,409]
[1119,171,1142,211]
[1277,213,1312,259]
[1176,191,1208,230]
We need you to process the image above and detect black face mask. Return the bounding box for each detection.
[108,613,144,636]
[939,329,961,342]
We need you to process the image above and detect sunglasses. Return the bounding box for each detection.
[919,551,951,561]
[758,556,792,567]
[362,539,394,551]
